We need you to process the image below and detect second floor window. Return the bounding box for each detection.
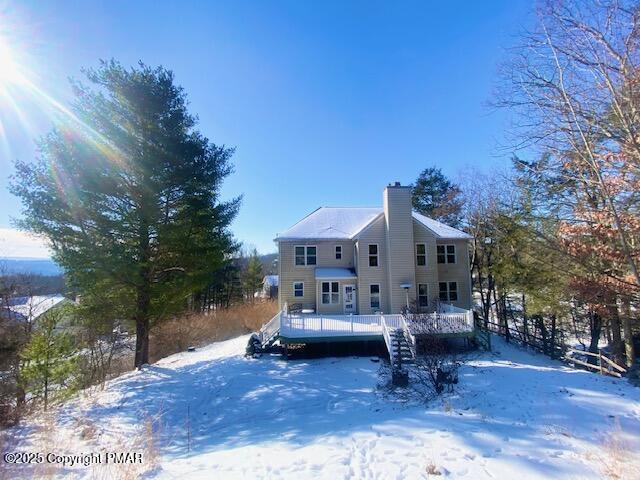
[437,244,456,264]
[416,243,426,266]
[295,245,317,266]
[439,281,458,302]
[335,245,342,260]
[321,281,339,304]
[418,284,429,308]
[370,284,381,309]
[368,244,378,267]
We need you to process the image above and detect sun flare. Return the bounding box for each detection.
[0,37,22,85]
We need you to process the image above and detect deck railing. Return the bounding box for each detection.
[406,311,474,335]
[260,310,282,344]
[380,315,394,355]
[281,313,386,337]
[277,311,471,339]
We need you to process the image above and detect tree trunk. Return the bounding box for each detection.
[522,293,529,343]
[134,313,150,368]
[537,316,548,355]
[134,221,152,369]
[588,311,602,366]
[550,315,557,359]
[621,296,636,367]
[607,301,624,366]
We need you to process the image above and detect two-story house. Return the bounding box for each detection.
[275,183,472,316]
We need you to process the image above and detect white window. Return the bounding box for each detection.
[321,281,340,304]
[295,245,317,266]
[293,282,304,297]
[437,244,456,264]
[368,244,379,267]
[416,243,426,266]
[418,284,429,308]
[370,284,381,310]
[439,281,458,302]
[335,245,342,260]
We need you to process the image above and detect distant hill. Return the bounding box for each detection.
[260,253,278,275]
[0,254,278,277]
[0,258,63,276]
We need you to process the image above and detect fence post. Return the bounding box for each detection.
[598,350,604,375]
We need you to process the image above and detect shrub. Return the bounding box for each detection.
[150,301,278,361]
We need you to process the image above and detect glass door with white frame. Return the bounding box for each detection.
[343,284,356,314]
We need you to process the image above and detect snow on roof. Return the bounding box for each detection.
[315,268,357,279]
[276,207,383,241]
[412,212,471,239]
[276,206,470,241]
[263,275,279,287]
[3,295,67,322]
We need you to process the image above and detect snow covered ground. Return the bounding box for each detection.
[3,335,640,479]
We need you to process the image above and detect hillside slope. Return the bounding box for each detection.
[3,336,640,479]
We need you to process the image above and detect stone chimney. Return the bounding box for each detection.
[383,183,416,312]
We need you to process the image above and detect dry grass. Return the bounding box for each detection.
[588,420,640,480]
[425,460,442,476]
[150,301,278,362]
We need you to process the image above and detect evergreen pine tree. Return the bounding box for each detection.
[243,249,264,301]
[412,167,463,227]
[20,306,78,410]
[11,61,240,367]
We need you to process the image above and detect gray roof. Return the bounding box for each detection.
[276,207,470,241]
[315,268,358,279]
[276,207,382,241]
[411,212,472,239]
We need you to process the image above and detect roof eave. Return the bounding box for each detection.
[274,236,353,242]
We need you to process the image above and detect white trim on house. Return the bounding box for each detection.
[293,281,304,298]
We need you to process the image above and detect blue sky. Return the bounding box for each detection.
[0,0,531,256]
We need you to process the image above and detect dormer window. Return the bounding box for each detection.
[335,245,342,260]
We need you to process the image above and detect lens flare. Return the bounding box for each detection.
[0,38,22,85]
[0,27,124,169]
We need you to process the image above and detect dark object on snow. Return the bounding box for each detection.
[187,346,196,352]
[435,367,459,394]
[627,363,640,387]
[392,369,409,387]
[246,333,262,357]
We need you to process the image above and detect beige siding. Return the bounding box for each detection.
[355,216,389,314]
[413,220,439,312]
[278,240,355,311]
[436,239,472,309]
[383,186,416,312]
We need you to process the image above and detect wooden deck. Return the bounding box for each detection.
[260,309,475,346]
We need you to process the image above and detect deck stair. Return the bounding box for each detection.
[246,309,282,355]
[389,328,415,367]
[381,316,416,384]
